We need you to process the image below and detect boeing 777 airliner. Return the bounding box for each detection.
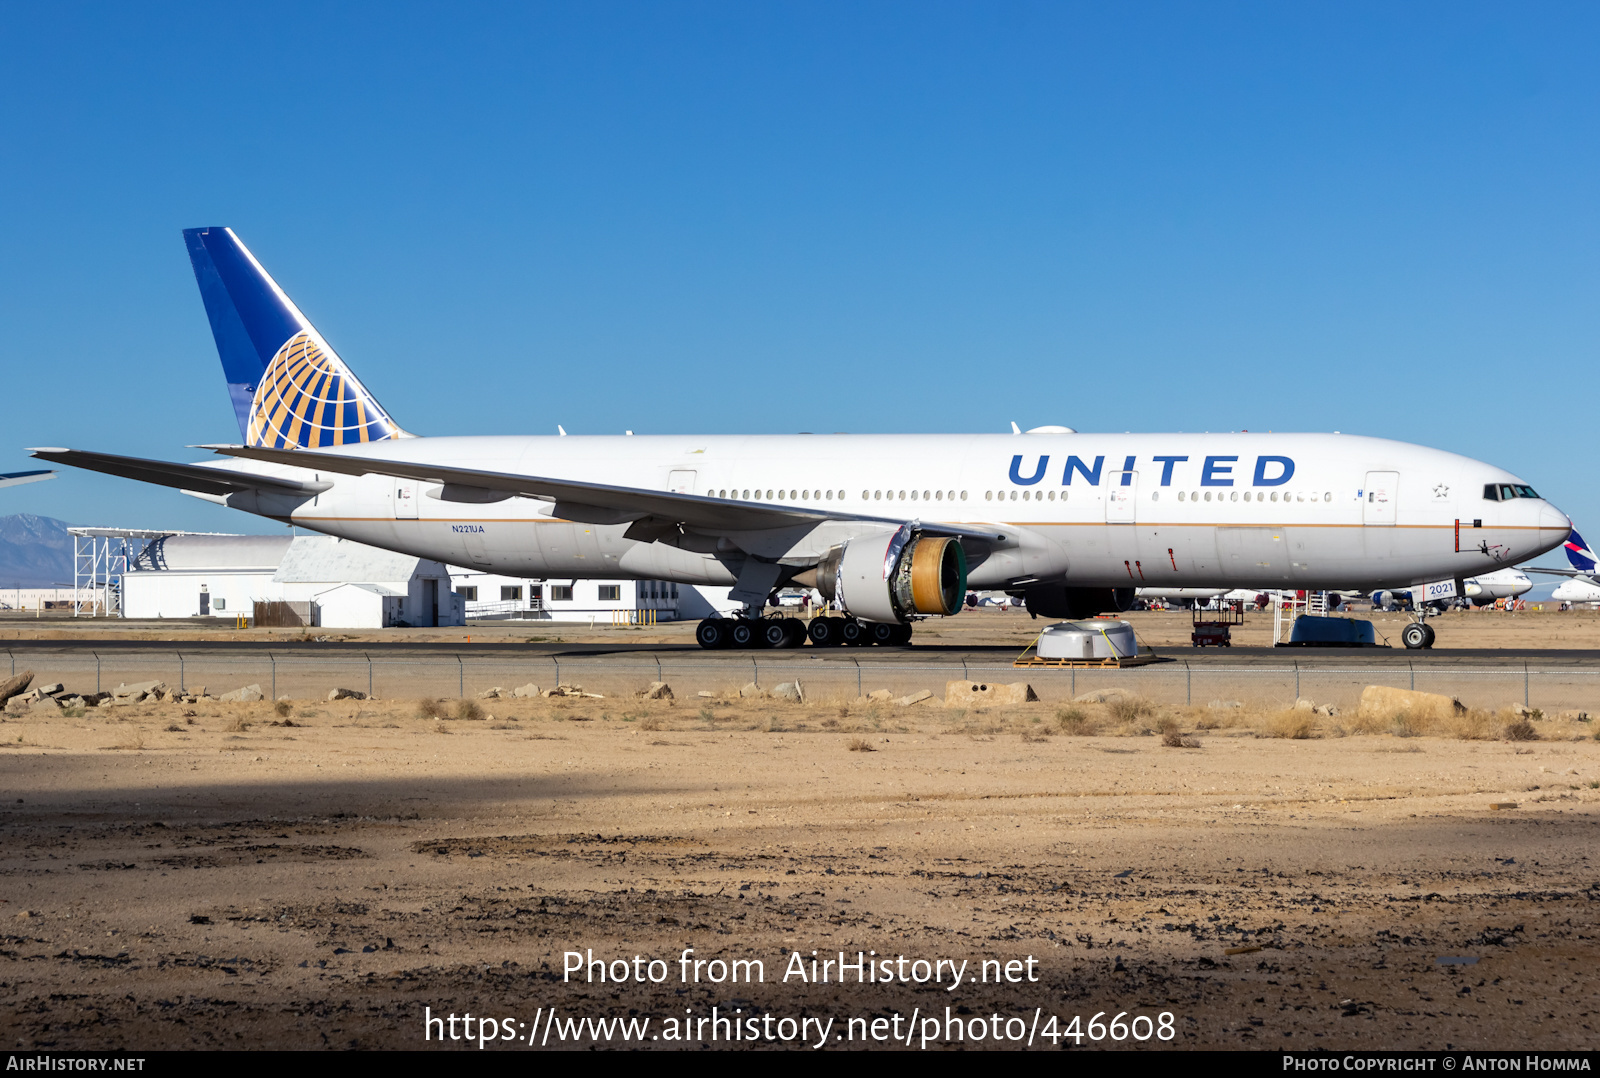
[30,228,1572,650]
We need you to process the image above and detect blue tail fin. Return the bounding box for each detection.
[183,227,404,448]
[1564,529,1596,574]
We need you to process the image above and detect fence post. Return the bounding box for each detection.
[553,657,560,688]
[178,651,185,693]
[854,657,862,697]
[1525,662,1529,708]
[1409,662,1414,691]
[1294,661,1300,701]
[93,651,100,694]
[8,650,12,677]
[961,658,968,679]
[368,653,374,699]
[270,653,276,701]
[752,658,759,687]
[1185,661,1191,706]
[1071,666,1076,696]
[457,654,463,698]
[655,656,662,682]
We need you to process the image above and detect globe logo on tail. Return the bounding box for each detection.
[246,332,400,448]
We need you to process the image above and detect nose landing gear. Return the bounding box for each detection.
[1400,609,1438,650]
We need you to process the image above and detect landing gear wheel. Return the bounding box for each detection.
[1401,622,1428,650]
[807,618,845,647]
[1420,623,1436,649]
[758,619,792,648]
[782,618,808,648]
[695,618,731,650]
[887,623,913,646]
[867,622,898,646]
[730,619,758,649]
[841,618,868,646]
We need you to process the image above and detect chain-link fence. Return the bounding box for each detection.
[5,651,1596,713]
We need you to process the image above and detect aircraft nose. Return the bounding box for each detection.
[1541,503,1573,535]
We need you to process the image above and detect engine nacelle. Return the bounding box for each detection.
[815,526,968,624]
[1011,585,1135,620]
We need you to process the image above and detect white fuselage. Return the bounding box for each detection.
[199,431,1570,594]
[1553,579,1600,603]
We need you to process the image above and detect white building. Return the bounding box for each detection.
[120,533,463,628]
[272,538,461,628]
[121,534,291,618]
[449,567,684,623]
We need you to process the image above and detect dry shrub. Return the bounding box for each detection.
[846,738,874,752]
[164,723,182,732]
[224,716,251,733]
[1445,709,1501,741]
[1262,712,1316,739]
[1162,730,1201,749]
[637,714,664,732]
[1106,696,1155,724]
[1055,706,1097,735]
[432,721,450,734]
[273,700,292,717]
[454,700,484,721]
[416,698,448,720]
[1503,719,1539,742]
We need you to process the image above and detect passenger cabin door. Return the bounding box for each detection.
[394,479,418,519]
[1363,471,1399,526]
[1105,471,1137,523]
[667,470,697,495]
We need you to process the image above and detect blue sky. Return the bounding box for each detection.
[1,3,1595,584]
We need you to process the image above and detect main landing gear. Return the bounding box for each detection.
[695,615,912,650]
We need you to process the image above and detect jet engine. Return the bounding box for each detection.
[812,526,968,624]
[1009,585,1135,620]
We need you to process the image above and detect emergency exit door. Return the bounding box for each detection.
[1363,471,1398,525]
[1105,472,1137,523]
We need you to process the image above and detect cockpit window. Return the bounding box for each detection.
[1484,483,1541,501]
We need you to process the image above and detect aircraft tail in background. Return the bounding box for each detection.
[1564,529,1597,574]
[183,227,404,448]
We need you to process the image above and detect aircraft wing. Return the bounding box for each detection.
[28,448,331,498]
[202,443,1011,544]
[1524,566,1596,579]
[0,469,54,489]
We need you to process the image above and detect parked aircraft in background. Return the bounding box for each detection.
[30,227,1572,650]
[0,470,54,489]
[1526,530,1600,603]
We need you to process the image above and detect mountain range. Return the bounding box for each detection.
[0,514,75,587]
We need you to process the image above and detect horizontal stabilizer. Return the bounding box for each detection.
[29,448,330,498]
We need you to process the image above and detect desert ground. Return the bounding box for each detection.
[2,663,1598,1051]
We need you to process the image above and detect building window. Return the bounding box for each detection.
[551,585,574,601]
[456,587,478,601]
[501,586,522,601]
[598,585,621,602]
